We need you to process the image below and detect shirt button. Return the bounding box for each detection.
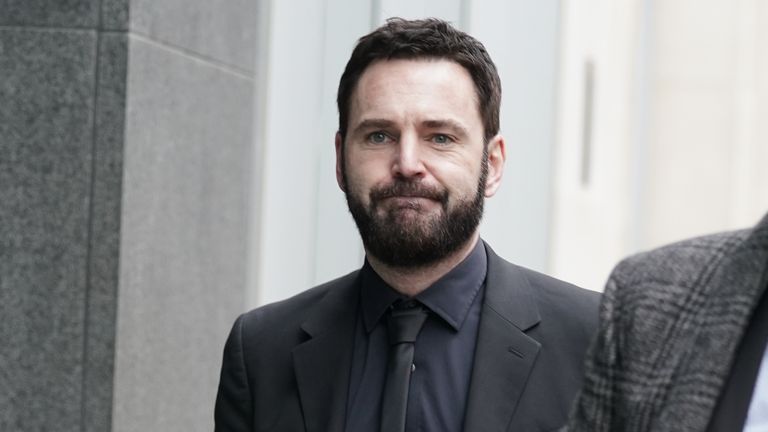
[411,363,416,373]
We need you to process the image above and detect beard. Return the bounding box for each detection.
[343,151,488,269]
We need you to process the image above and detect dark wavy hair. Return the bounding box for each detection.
[337,17,502,143]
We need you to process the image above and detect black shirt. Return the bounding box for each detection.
[345,240,487,432]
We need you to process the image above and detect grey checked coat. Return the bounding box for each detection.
[567,213,768,432]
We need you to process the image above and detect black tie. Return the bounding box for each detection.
[380,300,428,432]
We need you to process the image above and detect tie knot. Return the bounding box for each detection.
[386,300,428,345]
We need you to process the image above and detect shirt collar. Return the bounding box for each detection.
[360,239,487,333]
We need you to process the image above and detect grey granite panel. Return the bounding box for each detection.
[101,0,129,31]
[0,28,97,431]
[111,36,252,432]
[82,32,128,432]
[129,0,258,73]
[0,0,99,28]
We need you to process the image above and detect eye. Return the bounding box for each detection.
[368,132,389,144]
[432,134,453,145]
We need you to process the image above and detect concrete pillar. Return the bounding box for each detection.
[0,1,258,431]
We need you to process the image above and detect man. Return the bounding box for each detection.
[568,213,768,431]
[215,18,599,432]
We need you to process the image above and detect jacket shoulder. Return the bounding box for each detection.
[485,244,600,337]
[515,264,600,342]
[610,228,751,293]
[516,264,600,310]
[237,270,360,339]
[486,243,600,320]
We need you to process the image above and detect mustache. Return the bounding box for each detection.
[369,180,448,204]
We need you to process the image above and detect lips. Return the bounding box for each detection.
[385,194,438,201]
[369,181,447,204]
[385,195,436,207]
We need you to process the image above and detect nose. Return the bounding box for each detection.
[393,133,425,178]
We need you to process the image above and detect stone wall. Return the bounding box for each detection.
[0,1,257,430]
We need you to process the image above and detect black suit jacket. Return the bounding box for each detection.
[215,243,599,432]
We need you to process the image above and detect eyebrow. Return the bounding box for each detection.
[351,119,396,137]
[421,119,470,137]
[350,118,470,137]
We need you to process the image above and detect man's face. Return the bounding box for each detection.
[336,59,505,268]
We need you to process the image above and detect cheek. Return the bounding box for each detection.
[346,151,390,183]
[343,159,379,199]
[428,156,483,194]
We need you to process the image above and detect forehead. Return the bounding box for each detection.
[349,58,481,128]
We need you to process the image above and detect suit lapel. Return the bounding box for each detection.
[463,244,542,432]
[682,216,768,426]
[293,273,360,432]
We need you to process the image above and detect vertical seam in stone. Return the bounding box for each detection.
[81,1,104,427]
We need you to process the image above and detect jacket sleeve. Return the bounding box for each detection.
[566,270,622,431]
[215,315,253,432]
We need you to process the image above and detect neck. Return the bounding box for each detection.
[366,233,481,297]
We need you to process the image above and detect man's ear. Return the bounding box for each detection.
[335,132,345,191]
[484,134,506,197]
